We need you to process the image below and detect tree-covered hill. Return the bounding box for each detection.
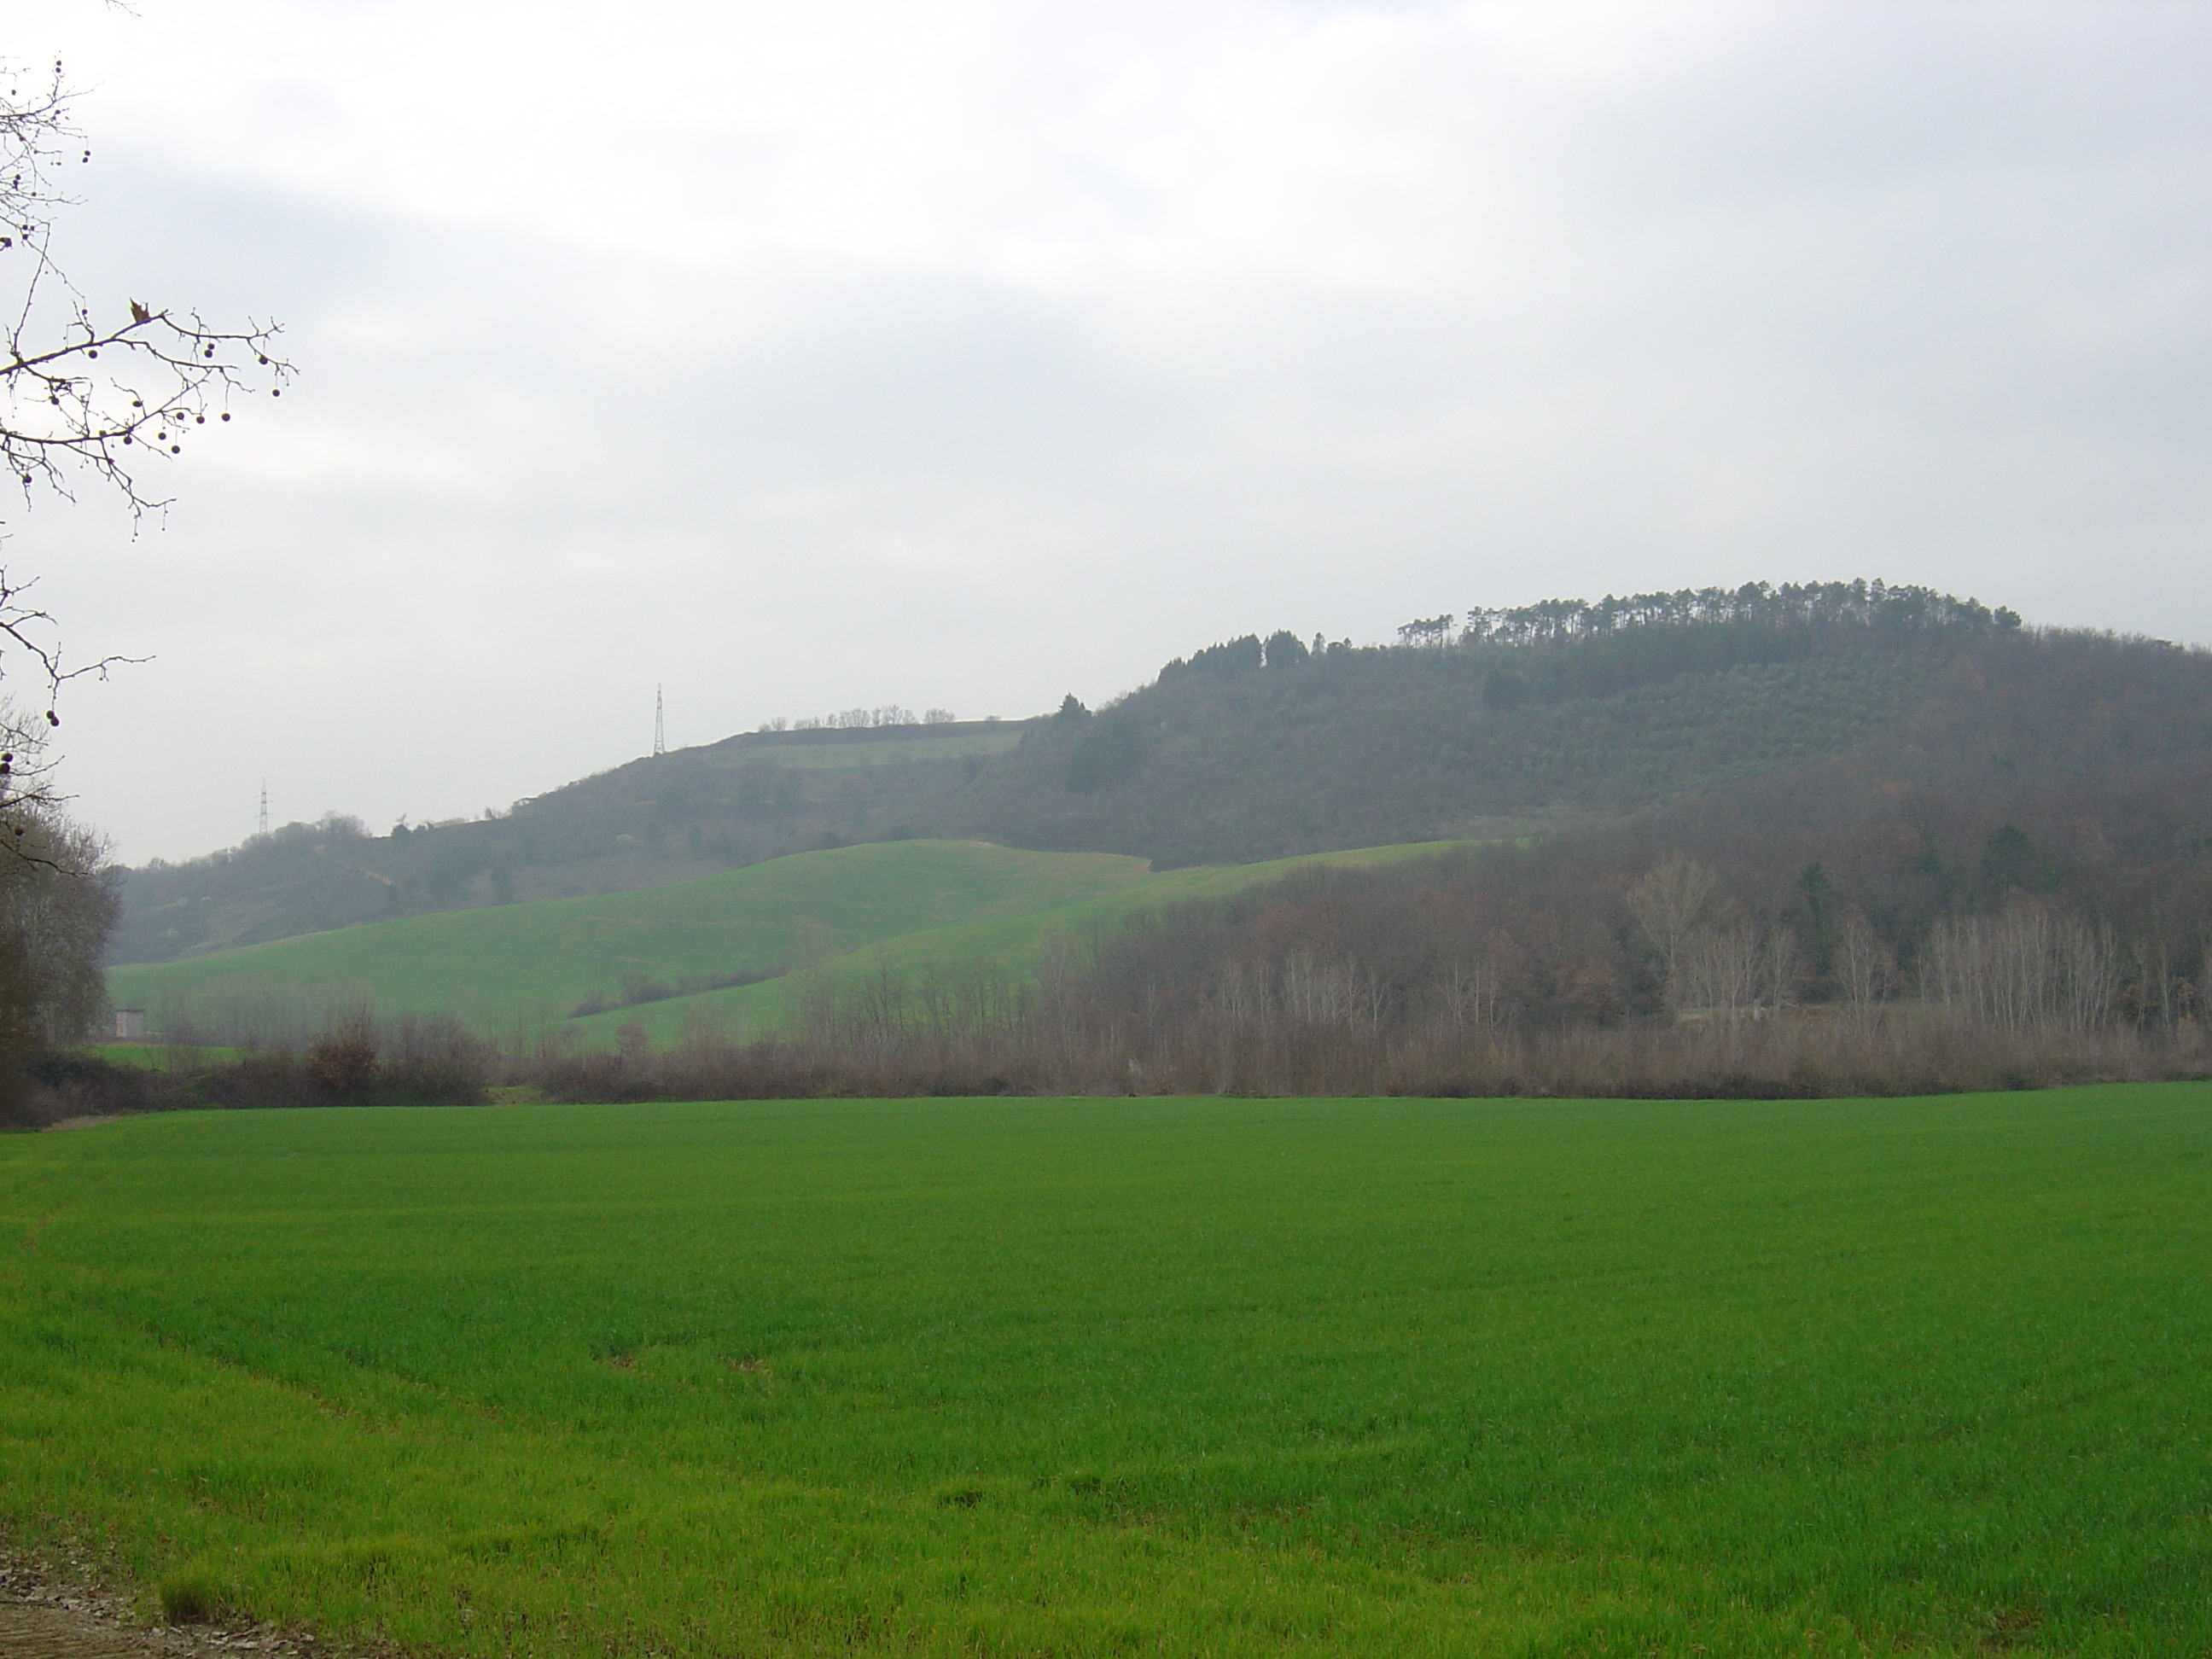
[937,643,1944,865]
[110,579,2206,968]
[936,624,2212,1097]
[918,580,2052,864]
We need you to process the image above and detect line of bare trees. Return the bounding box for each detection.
[764,707,959,733]
[104,880,2210,1119]
[73,703,2212,1115]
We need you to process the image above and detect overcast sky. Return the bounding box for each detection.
[10,0,2211,863]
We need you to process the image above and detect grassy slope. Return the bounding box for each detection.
[569,838,1474,1043]
[81,1042,244,1067]
[4,1086,2209,1656]
[757,731,1022,769]
[107,837,1479,1044]
[106,841,1155,1033]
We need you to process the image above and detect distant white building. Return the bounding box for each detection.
[113,1008,146,1039]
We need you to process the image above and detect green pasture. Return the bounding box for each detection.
[4,1086,2209,1656]
[77,1041,244,1071]
[107,835,1476,1045]
[89,1041,176,1068]
[568,835,1470,1043]
[104,840,1156,1034]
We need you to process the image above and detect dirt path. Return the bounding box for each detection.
[0,1560,327,1659]
[0,1601,182,1658]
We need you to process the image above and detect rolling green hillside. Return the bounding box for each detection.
[112,835,1477,1044]
[108,841,1156,1038]
[567,838,1474,1045]
[111,721,1032,965]
[109,837,1482,1045]
[114,582,2029,966]
[113,581,2212,985]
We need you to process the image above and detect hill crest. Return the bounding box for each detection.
[107,579,2172,967]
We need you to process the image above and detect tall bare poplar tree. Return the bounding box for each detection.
[1626,853,1719,1011]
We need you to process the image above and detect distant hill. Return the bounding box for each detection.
[110,720,1026,965]
[918,582,2033,864]
[111,579,2205,969]
[934,642,1941,865]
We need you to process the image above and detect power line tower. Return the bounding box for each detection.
[653,684,667,758]
[257,781,270,837]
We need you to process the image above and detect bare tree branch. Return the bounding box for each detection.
[0,57,292,516]
[0,55,289,865]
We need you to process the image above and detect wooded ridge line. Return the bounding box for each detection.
[106,578,2087,966]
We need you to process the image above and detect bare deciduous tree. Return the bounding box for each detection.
[2,60,291,513]
[1762,926,1799,1019]
[0,785,116,1045]
[1833,905,1894,1033]
[1919,905,2119,1036]
[0,54,289,1082]
[1676,924,1761,1021]
[1626,853,1720,1008]
[0,55,291,801]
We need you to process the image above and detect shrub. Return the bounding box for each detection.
[157,1569,227,1624]
[306,1021,379,1097]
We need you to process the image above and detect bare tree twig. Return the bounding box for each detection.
[1,57,292,516]
[0,54,289,866]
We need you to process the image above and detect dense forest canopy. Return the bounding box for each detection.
[946,579,2060,867]
[1447,578,2022,645]
[1161,579,2019,679]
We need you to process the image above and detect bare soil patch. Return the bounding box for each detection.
[0,1557,329,1659]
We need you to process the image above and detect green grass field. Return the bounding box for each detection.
[103,840,1158,1034]
[4,1086,2209,1656]
[73,1040,245,1072]
[568,836,1466,1044]
[105,837,1471,1043]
